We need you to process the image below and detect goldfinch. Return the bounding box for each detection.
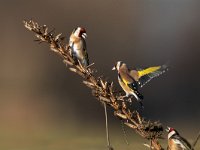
[112,61,168,101]
[69,27,89,67]
[166,127,194,150]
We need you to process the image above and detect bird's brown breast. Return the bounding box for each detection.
[70,34,81,43]
[70,35,84,50]
[168,139,186,150]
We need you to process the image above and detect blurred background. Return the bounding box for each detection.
[0,0,200,149]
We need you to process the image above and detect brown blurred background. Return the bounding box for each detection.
[0,0,200,149]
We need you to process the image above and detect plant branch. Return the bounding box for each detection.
[192,131,200,149]
[103,102,113,150]
[23,20,165,150]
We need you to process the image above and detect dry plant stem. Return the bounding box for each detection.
[24,20,165,150]
[103,102,113,150]
[121,120,129,145]
[192,131,200,149]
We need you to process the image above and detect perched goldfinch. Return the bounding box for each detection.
[166,127,194,150]
[69,27,89,67]
[112,61,168,101]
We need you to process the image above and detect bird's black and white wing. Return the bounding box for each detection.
[172,134,193,150]
[137,64,169,88]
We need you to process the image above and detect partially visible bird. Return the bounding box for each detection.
[166,127,194,150]
[112,61,168,102]
[69,27,89,67]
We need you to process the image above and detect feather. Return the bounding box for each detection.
[137,64,169,87]
[138,66,161,78]
[119,70,134,85]
[172,134,193,150]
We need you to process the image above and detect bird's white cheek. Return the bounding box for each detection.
[69,41,73,47]
[168,131,176,139]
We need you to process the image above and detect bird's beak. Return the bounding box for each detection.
[112,66,116,70]
[166,126,170,132]
[82,33,87,39]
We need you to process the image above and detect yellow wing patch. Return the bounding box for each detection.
[138,66,161,78]
[122,78,129,85]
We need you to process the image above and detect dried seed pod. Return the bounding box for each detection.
[55,33,62,41]
[114,111,127,119]
[69,67,77,72]
[124,122,137,129]
[63,60,73,66]
[83,81,94,88]
[99,96,110,102]
[43,25,48,35]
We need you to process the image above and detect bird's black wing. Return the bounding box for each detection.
[69,42,79,65]
[173,134,193,150]
[127,82,144,100]
[82,38,89,66]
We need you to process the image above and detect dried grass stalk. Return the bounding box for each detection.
[23,19,164,150]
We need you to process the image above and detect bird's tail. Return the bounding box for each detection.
[131,90,144,108]
[134,90,144,100]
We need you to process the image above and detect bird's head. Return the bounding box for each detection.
[73,27,87,39]
[112,61,123,71]
[166,127,179,139]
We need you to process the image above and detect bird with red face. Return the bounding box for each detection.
[167,127,194,150]
[69,27,89,67]
[112,61,168,106]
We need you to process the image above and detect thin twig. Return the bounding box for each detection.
[120,120,129,145]
[103,102,113,150]
[144,143,155,149]
[192,131,200,149]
